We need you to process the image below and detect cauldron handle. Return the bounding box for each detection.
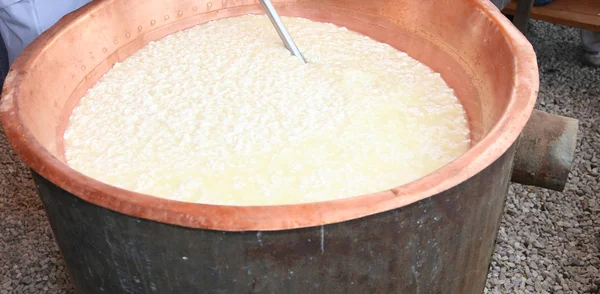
[510,109,579,192]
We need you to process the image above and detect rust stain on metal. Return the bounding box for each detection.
[511,110,579,191]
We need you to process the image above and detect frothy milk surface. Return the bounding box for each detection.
[64,15,471,205]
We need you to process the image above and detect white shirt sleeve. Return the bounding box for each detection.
[0,0,92,65]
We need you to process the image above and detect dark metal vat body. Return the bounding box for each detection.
[34,145,514,293]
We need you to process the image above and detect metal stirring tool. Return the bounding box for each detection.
[259,0,307,63]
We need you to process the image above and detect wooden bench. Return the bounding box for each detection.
[502,0,600,34]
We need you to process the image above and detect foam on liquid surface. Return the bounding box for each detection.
[64,15,471,206]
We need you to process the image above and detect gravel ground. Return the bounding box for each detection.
[0,20,598,294]
[484,21,600,294]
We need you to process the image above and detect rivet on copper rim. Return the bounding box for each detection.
[207,2,212,10]
[164,15,169,20]
[150,19,156,26]
[137,25,143,32]
[113,39,118,44]
[81,65,86,71]
[102,47,108,53]
[125,32,131,38]
[178,10,183,16]
[192,6,198,11]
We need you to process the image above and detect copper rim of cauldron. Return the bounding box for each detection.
[0,0,538,231]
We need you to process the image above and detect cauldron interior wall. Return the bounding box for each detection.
[12,0,516,159]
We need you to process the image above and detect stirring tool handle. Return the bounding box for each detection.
[259,0,307,63]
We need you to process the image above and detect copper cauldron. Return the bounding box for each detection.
[0,0,578,293]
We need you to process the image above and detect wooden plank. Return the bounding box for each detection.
[503,0,600,32]
[539,0,599,17]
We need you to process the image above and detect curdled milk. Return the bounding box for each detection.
[64,15,471,206]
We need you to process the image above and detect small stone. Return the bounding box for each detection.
[529,262,539,270]
[553,285,563,291]
[534,281,543,292]
[569,259,584,266]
